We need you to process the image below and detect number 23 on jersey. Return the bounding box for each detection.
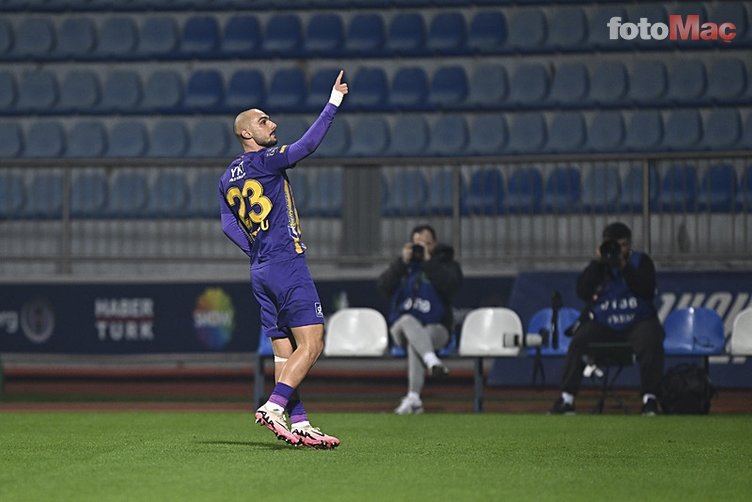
[225,178,272,235]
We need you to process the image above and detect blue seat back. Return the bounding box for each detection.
[581,165,621,212]
[659,164,698,212]
[464,167,505,215]
[71,172,108,218]
[222,16,261,56]
[108,121,148,157]
[544,166,581,213]
[305,13,343,54]
[386,13,425,55]
[467,11,506,52]
[547,112,586,153]
[345,13,385,54]
[506,167,543,213]
[700,164,738,212]
[526,307,580,356]
[138,17,179,58]
[664,307,726,356]
[427,12,466,53]
[383,170,428,217]
[263,14,302,55]
[98,17,138,57]
[101,70,142,112]
[108,172,149,217]
[67,121,107,158]
[25,121,65,158]
[0,172,25,218]
[467,114,507,156]
[180,16,220,56]
[625,110,664,151]
[150,172,190,217]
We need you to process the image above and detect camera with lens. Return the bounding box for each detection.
[411,244,425,262]
[599,239,622,267]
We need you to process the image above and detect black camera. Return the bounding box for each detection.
[411,244,425,262]
[599,239,622,266]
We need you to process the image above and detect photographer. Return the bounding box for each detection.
[550,222,665,416]
[377,224,463,415]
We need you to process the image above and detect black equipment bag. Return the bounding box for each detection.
[659,363,717,414]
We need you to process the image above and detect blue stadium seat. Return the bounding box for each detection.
[704,108,742,150]
[507,10,547,51]
[662,109,703,151]
[56,17,96,58]
[548,62,588,106]
[71,172,108,218]
[467,64,508,108]
[710,2,749,45]
[389,115,429,156]
[149,120,190,157]
[385,12,425,55]
[263,14,302,56]
[544,166,581,213]
[23,172,62,219]
[509,63,549,106]
[97,17,138,57]
[707,59,747,103]
[548,7,588,50]
[427,114,468,156]
[273,116,309,147]
[189,172,219,218]
[507,113,546,154]
[305,67,340,111]
[347,67,388,110]
[108,121,148,157]
[221,15,261,56]
[304,13,343,55]
[588,5,626,49]
[266,68,305,111]
[506,167,543,214]
[629,61,667,104]
[581,165,621,212]
[348,116,389,157]
[0,122,23,157]
[426,169,462,216]
[466,114,507,156]
[315,119,349,157]
[100,70,142,112]
[700,163,738,212]
[428,66,468,108]
[383,170,429,217]
[621,165,659,212]
[463,167,505,215]
[587,111,625,152]
[17,70,58,112]
[15,18,55,58]
[526,307,581,357]
[668,2,707,49]
[467,11,506,53]
[659,164,698,212]
[626,3,667,49]
[58,70,101,112]
[188,120,229,157]
[150,172,190,218]
[546,112,586,153]
[589,61,628,105]
[137,17,179,58]
[307,169,342,217]
[25,121,65,158]
[67,121,107,158]
[141,70,184,112]
[389,67,428,110]
[180,16,220,56]
[664,307,724,356]
[739,165,752,210]
[624,110,664,152]
[427,12,466,54]
[0,172,25,219]
[184,70,224,111]
[225,69,264,111]
[666,60,707,104]
[345,13,385,55]
[0,19,13,58]
[108,172,149,218]
[0,70,16,110]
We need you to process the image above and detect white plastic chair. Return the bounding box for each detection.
[730,307,752,356]
[324,308,388,357]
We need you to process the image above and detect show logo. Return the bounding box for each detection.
[193,288,235,350]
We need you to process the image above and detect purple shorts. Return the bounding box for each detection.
[251,255,324,339]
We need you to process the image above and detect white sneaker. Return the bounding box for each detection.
[255,402,301,446]
[394,395,424,415]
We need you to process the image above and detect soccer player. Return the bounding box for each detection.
[219,70,348,448]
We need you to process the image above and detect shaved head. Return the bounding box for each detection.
[233,108,277,151]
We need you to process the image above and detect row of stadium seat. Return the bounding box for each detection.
[1,57,748,115]
[1,3,749,61]
[2,163,750,221]
[1,107,750,159]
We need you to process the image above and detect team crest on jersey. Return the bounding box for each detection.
[229,162,246,182]
[265,145,288,157]
[314,302,323,318]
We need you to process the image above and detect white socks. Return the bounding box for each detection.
[643,393,657,404]
[561,392,575,405]
[423,352,441,369]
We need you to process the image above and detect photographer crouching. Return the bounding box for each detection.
[550,222,665,416]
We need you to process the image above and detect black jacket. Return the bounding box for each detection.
[377,243,463,331]
[577,251,657,303]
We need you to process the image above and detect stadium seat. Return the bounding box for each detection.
[97,17,138,57]
[620,165,659,212]
[0,122,23,157]
[345,13,385,55]
[507,113,546,154]
[0,172,25,219]
[389,67,428,110]
[624,110,664,152]
[662,109,703,151]
[588,5,626,49]
[58,70,101,112]
[307,169,342,217]
[385,12,425,55]
[15,18,55,58]
[467,10,506,53]
[581,164,621,212]
[666,60,707,104]
[225,69,264,111]
[707,59,747,103]
[389,114,429,156]
[0,19,13,58]
[663,307,725,356]
[589,61,628,105]
[467,64,508,108]
[266,68,306,111]
[459,307,521,357]
[272,116,308,147]
[427,114,467,156]
[315,119,349,157]
[180,16,219,56]
[304,13,343,55]
[587,111,625,152]
[16,70,58,112]
[183,70,224,111]
[739,165,752,210]
[141,70,184,112]
[629,61,667,104]
[546,112,586,153]
[699,163,738,212]
[189,172,219,218]
[347,67,388,110]
[704,108,742,150]
[22,172,62,219]
[188,120,229,157]
[149,120,190,157]
[149,172,190,217]
[526,307,580,357]
[509,63,549,106]
[466,113,507,156]
[428,66,468,108]
[108,121,148,157]
[348,116,389,157]
[24,121,65,158]
[100,70,142,112]
[625,3,667,49]
[221,15,261,56]
[463,167,505,215]
[305,67,340,111]
[71,172,108,218]
[383,170,429,217]
[108,172,149,218]
[263,14,302,56]
[659,164,698,212]
[66,121,107,158]
[56,17,96,58]
[544,166,581,213]
[427,12,466,54]
[137,17,179,58]
[506,166,543,214]
[710,1,749,45]
[730,307,752,356]
[324,308,388,357]
[506,10,547,51]
[286,170,309,213]
[547,7,588,50]
[548,62,588,106]
[668,2,707,49]
[0,70,16,109]
[426,169,462,216]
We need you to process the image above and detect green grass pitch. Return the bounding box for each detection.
[1,412,750,501]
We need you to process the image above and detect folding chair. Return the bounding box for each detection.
[583,341,634,414]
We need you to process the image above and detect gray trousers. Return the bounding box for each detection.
[390,314,450,395]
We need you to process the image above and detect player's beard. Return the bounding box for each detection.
[257,134,278,147]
